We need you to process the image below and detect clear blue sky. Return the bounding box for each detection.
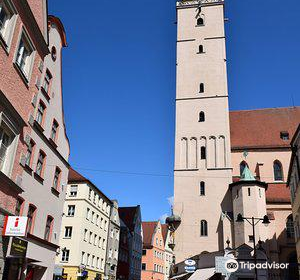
[48,0,300,222]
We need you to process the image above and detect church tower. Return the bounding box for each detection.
[173,0,233,262]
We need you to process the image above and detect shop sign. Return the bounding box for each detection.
[2,216,28,236]
[10,237,28,257]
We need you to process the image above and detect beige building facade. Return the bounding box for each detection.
[173,0,300,278]
[173,0,232,263]
[56,168,112,280]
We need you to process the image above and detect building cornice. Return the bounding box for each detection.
[177,0,224,9]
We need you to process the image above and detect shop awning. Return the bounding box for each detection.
[188,268,216,280]
[170,272,189,280]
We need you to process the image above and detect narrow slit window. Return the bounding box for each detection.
[199,83,204,93]
[199,111,205,122]
[200,146,206,159]
[200,181,205,196]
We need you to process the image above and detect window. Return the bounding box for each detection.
[61,249,70,262]
[197,17,204,25]
[86,208,90,220]
[200,220,208,236]
[240,161,248,176]
[0,123,14,174]
[94,234,97,246]
[87,253,90,266]
[15,32,35,80]
[64,226,73,238]
[67,205,75,216]
[84,229,88,241]
[50,120,59,142]
[42,69,52,94]
[248,188,251,196]
[27,204,36,234]
[286,214,295,238]
[36,101,46,126]
[249,235,254,242]
[142,249,146,255]
[91,211,95,223]
[96,214,99,226]
[198,45,204,53]
[44,216,53,241]
[199,83,204,93]
[89,188,92,200]
[199,111,205,122]
[200,146,206,160]
[142,263,146,270]
[35,150,46,177]
[0,0,16,47]
[89,231,92,244]
[51,46,57,61]
[280,131,289,140]
[91,255,95,267]
[104,220,107,231]
[273,160,283,181]
[25,139,34,167]
[200,181,205,196]
[102,239,105,249]
[53,167,61,190]
[81,252,85,265]
[70,185,78,197]
[15,197,24,215]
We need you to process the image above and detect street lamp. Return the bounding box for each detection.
[236,214,270,280]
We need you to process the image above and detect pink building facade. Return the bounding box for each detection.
[141,221,165,280]
[0,1,70,279]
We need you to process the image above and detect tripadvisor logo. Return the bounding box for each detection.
[225,259,239,273]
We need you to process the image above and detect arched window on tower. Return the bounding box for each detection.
[200,146,206,160]
[199,83,204,93]
[286,214,295,238]
[198,45,204,53]
[200,220,208,236]
[273,160,283,181]
[197,17,204,26]
[200,181,205,196]
[240,161,248,176]
[199,111,205,122]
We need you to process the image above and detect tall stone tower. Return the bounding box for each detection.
[173,0,233,262]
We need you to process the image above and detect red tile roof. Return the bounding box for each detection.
[142,221,157,247]
[68,167,88,182]
[266,183,291,203]
[68,167,112,203]
[119,206,139,232]
[230,107,300,149]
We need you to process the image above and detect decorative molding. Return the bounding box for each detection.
[177,0,224,8]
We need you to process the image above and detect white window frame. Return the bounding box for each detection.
[14,28,35,82]
[0,0,17,51]
[0,112,18,177]
[64,226,72,238]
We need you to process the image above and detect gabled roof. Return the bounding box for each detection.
[119,206,140,232]
[68,167,88,182]
[142,221,158,247]
[230,107,300,150]
[68,167,112,203]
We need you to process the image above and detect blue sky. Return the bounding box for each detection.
[48,0,300,222]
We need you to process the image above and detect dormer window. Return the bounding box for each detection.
[280,131,289,141]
